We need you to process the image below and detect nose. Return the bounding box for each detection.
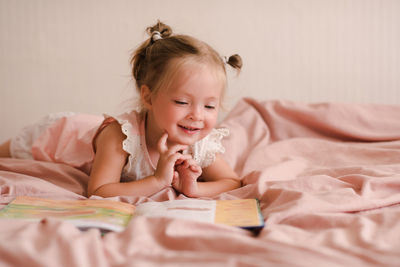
[189,105,203,120]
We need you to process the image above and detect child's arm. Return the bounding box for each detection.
[87,123,189,198]
[197,155,241,196]
[173,154,241,198]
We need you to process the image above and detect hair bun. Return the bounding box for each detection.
[227,54,243,71]
[146,20,172,39]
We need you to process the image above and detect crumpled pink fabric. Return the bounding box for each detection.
[1,98,400,267]
[32,113,103,174]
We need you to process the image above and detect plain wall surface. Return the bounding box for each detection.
[1,0,399,141]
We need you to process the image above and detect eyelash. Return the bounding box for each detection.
[174,100,188,105]
[174,100,216,110]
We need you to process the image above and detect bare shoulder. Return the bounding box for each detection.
[201,154,239,181]
[88,121,128,197]
[94,121,127,154]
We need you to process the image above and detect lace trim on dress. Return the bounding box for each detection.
[109,116,141,179]
[193,127,230,168]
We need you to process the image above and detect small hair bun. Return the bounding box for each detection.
[147,20,172,41]
[226,54,243,71]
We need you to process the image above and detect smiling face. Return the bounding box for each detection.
[143,59,225,147]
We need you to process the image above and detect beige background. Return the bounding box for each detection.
[1,0,399,142]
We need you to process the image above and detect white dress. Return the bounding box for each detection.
[108,111,229,181]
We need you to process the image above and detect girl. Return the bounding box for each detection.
[0,21,242,198]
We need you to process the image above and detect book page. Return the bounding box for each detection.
[214,199,262,227]
[0,196,135,232]
[134,199,216,223]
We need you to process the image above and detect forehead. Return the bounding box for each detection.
[166,60,225,97]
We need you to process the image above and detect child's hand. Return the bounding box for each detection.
[154,133,191,188]
[172,158,202,197]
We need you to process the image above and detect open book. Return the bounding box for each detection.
[0,196,264,233]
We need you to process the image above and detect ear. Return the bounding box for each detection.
[140,85,153,110]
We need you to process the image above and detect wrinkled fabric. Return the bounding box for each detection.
[1,98,400,267]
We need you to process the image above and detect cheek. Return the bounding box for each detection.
[206,112,219,128]
[159,105,181,122]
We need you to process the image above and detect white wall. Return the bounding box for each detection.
[1,0,399,141]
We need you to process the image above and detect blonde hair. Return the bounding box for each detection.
[130,21,242,109]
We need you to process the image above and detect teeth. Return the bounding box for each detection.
[181,125,198,131]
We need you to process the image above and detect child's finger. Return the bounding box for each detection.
[182,160,189,168]
[184,158,196,167]
[170,153,191,166]
[161,154,190,174]
[157,132,169,153]
[175,158,184,166]
[172,171,179,185]
[183,158,201,173]
[168,144,189,155]
[190,164,201,173]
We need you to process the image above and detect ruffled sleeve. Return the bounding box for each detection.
[98,113,141,165]
[189,127,230,168]
[102,111,153,181]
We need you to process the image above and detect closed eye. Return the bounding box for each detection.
[174,100,188,105]
[205,105,215,109]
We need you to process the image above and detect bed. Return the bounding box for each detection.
[1,98,400,266]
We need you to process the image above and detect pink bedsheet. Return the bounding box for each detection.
[1,98,400,266]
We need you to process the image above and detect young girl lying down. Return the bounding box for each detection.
[0,21,243,198]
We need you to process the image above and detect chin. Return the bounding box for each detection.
[169,135,202,146]
[175,138,197,146]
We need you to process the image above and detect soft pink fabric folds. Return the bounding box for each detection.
[32,114,103,174]
[1,98,400,266]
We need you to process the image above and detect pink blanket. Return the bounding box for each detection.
[1,98,400,266]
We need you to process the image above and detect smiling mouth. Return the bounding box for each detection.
[178,125,201,134]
